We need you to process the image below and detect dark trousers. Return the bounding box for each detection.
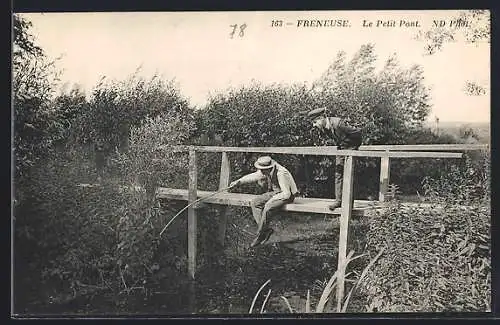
[335,136,362,200]
[250,191,295,233]
[95,151,106,179]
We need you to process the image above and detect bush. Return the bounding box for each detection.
[359,201,490,312]
[359,151,491,312]
[193,82,330,196]
[15,110,195,305]
[15,151,119,291]
[114,114,194,192]
[389,128,459,195]
[55,71,195,183]
[422,150,490,205]
[110,113,196,283]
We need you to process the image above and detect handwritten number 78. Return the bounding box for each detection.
[229,23,246,38]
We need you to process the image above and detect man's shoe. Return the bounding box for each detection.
[250,228,272,248]
[328,199,342,210]
[258,228,274,245]
[250,235,262,248]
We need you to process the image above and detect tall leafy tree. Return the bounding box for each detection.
[76,72,192,154]
[312,44,431,144]
[13,14,62,178]
[414,10,490,96]
[415,10,490,55]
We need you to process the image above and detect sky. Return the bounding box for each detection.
[20,10,490,123]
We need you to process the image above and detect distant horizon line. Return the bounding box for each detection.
[424,120,490,125]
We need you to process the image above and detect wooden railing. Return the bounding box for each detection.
[156,144,485,311]
[358,144,488,151]
[359,144,488,201]
[160,144,487,202]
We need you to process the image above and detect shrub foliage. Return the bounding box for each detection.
[360,201,490,312]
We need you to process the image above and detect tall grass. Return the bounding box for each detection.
[249,248,384,313]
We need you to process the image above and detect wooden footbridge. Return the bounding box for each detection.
[155,143,487,310]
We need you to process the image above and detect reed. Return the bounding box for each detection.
[249,248,385,313]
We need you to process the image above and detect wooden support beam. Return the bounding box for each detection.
[336,155,355,312]
[156,188,376,216]
[217,152,231,247]
[378,153,391,202]
[188,149,198,280]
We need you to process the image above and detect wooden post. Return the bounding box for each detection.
[188,149,198,279]
[336,155,355,312]
[217,152,231,246]
[187,280,197,313]
[378,151,391,202]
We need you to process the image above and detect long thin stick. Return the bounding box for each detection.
[159,185,233,237]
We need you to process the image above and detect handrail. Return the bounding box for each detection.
[359,144,488,151]
[158,145,463,158]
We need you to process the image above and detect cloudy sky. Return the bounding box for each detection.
[20,10,490,123]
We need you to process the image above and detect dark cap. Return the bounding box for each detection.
[307,107,329,119]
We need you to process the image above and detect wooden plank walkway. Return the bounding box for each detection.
[156,188,382,216]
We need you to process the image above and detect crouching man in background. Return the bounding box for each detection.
[307,107,363,210]
[229,156,299,247]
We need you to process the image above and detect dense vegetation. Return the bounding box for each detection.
[13,14,490,314]
[360,202,490,312]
